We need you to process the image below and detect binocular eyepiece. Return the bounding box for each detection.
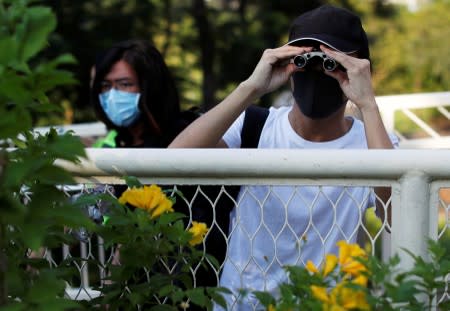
[293,51,338,71]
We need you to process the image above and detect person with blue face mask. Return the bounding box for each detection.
[91,39,192,148]
[99,87,141,128]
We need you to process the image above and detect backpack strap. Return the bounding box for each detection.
[241,105,269,148]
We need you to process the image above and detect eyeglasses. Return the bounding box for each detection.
[100,79,138,93]
[293,51,339,71]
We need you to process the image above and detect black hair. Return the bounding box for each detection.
[91,39,181,146]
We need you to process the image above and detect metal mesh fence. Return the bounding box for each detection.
[38,181,448,309]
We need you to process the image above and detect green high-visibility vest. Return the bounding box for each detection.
[92,130,118,148]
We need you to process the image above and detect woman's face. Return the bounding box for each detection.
[100,60,140,94]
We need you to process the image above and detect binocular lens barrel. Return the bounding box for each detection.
[293,55,307,68]
[323,59,337,71]
[293,52,338,71]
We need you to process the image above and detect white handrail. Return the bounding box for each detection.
[58,148,450,183]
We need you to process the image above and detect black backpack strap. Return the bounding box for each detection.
[240,105,269,148]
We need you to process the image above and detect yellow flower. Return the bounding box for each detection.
[267,304,276,311]
[311,285,329,304]
[323,254,338,277]
[329,283,370,311]
[118,185,174,218]
[336,241,367,277]
[308,243,370,311]
[188,221,208,246]
[306,260,319,274]
[352,275,369,287]
[312,281,370,311]
[306,254,337,277]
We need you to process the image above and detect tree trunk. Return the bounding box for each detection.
[192,0,216,111]
[161,0,173,56]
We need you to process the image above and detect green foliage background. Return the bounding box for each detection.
[37,0,450,126]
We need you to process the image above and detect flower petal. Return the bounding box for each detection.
[188,221,208,246]
[306,260,319,274]
[323,254,338,277]
[311,285,329,303]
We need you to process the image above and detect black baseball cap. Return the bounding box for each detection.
[287,5,370,60]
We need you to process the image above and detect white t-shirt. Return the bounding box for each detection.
[217,106,397,311]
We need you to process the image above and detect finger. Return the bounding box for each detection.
[323,67,347,84]
[279,44,314,53]
[266,45,314,63]
[320,45,356,68]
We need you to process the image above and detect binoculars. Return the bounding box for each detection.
[293,51,339,71]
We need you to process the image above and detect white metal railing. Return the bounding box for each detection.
[34,91,450,149]
[31,91,450,306]
[377,91,450,148]
[33,121,107,138]
[55,148,450,307]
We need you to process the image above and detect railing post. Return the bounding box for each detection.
[391,171,431,269]
[80,241,90,289]
[97,236,106,287]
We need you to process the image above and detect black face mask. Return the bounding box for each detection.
[292,71,345,119]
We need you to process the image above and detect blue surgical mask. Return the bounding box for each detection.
[99,88,141,127]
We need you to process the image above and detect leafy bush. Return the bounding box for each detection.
[253,240,450,311]
[0,0,90,310]
[81,179,227,310]
[0,2,226,309]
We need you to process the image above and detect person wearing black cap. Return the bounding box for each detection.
[170,5,397,310]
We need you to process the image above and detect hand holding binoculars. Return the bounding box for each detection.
[293,51,339,71]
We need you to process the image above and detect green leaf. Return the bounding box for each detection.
[0,37,19,65]
[123,176,143,188]
[32,69,77,93]
[389,280,420,302]
[0,106,32,139]
[171,289,185,302]
[21,223,47,251]
[34,165,76,185]
[204,253,220,270]
[149,305,176,311]
[10,137,27,149]
[44,132,86,162]
[158,284,175,297]
[253,291,276,306]
[24,270,66,301]
[18,6,56,61]
[186,288,208,307]
[0,193,26,224]
[47,53,77,66]
[2,160,31,189]
[158,212,186,225]
[33,299,81,311]
[207,287,230,309]
[0,303,25,311]
[427,238,446,260]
